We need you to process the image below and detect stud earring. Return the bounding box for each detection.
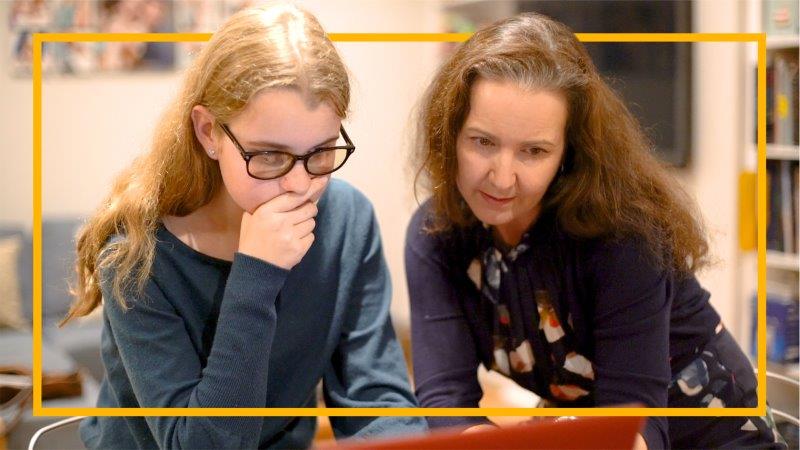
[208,149,216,157]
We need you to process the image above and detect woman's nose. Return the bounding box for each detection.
[489,152,516,191]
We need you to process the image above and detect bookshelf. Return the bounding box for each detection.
[744,0,799,377]
[767,144,800,160]
[767,250,800,271]
[767,35,800,50]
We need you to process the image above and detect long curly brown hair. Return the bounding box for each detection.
[62,4,350,324]
[413,12,708,274]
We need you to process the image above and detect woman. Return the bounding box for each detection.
[63,4,426,448]
[406,12,785,450]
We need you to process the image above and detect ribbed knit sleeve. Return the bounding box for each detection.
[100,252,288,449]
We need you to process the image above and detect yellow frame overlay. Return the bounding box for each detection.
[32,32,767,418]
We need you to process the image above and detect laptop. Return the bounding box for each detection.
[319,415,645,450]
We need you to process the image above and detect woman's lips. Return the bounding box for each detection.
[480,191,514,206]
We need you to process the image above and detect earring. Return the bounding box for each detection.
[208,149,216,157]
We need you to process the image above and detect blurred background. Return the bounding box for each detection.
[0,0,797,448]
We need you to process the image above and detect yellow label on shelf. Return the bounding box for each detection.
[776,94,789,119]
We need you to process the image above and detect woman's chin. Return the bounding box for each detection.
[471,209,514,227]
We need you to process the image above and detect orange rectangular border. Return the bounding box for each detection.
[31,32,767,418]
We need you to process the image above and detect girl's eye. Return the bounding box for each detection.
[263,153,284,163]
[251,152,289,166]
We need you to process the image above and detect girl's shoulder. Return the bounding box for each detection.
[316,179,381,240]
[96,233,126,266]
[319,178,375,220]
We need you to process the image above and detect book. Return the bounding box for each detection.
[772,50,799,146]
[766,159,799,253]
[793,163,799,254]
[767,160,783,251]
[779,160,796,253]
[751,282,800,364]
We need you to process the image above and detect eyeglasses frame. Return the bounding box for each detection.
[218,123,356,180]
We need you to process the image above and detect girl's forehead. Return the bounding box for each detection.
[228,92,341,151]
[235,90,338,128]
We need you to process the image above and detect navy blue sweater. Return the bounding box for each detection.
[80,180,426,449]
[406,201,721,449]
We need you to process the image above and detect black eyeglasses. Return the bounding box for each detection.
[219,123,356,180]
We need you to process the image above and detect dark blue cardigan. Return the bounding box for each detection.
[406,200,720,449]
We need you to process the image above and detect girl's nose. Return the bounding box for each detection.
[279,161,311,195]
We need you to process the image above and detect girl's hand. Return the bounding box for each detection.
[238,188,322,269]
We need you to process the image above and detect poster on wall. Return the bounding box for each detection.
[7,0,267,77]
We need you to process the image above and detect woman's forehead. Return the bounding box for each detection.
[464,79,567,141]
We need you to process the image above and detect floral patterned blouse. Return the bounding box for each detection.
[406,201,723,449]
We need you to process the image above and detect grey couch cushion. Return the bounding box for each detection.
[0,219,86,326]
[0,226,31,324]
[43,320,104,383]
[0,330,76,374]
[42,219,83,325]
[18,233,32,324]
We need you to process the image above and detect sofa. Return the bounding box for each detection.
[0,218,102,449]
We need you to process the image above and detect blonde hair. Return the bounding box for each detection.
[414,13,708,274]
[63,4,349,324]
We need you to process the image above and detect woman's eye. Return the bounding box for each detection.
[522,147,546,156]
[472,137,493,147]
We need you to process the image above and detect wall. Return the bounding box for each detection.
[678,0,747,344]
[0,0,443,327]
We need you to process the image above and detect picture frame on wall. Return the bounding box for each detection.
[7,0,294,77]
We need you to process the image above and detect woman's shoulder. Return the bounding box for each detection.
[406,199,442,250]
[575,232,672,283]
[407,198,436,238]
[578,232,642,256]
[406,199,483,264]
